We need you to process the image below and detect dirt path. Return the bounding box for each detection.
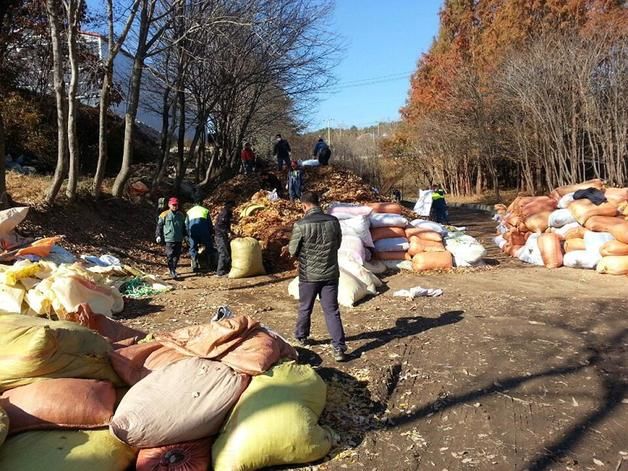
[120,207,628,471]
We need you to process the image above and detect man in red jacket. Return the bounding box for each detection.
[241,142,255,175]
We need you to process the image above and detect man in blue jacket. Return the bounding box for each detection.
[156,197,187,279]
[186,198,216,273]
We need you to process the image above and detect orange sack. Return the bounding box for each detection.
[0,378,115,434]
[554,179,604,197]
[538,233,563,268]
[609,221,628,244]
[136,439,213,471]
[374,251,410,261]
[416,231,442,242]
[412,251,453,271]
[564,238,585,253]
[525,211,551,233]
[371,226,406,241]
[600,240,628,257]
[604,187,628,206]
[405,226,440,237]
[564,226,587,240]
[584,215,625,233]
[569,200,618,225]
[520,196,557,218]
[366,202,402,214]
[596,255,628,275]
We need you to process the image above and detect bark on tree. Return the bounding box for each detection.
[64,0,82,201]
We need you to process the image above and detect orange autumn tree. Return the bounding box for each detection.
[390,0,628,197]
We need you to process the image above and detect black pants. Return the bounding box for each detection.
[277,155,291,170]
[296,280,347,351]
[165,242,182,273]
[215,234,231,275]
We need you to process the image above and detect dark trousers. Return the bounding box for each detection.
[189,236,216,270]
[243,161,254,175]
[289,186,302,201]
[215,234,231,275]
[296,280,347,351]
[165,242,182,273]
[277,155,290,170]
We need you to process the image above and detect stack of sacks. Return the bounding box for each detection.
[368,202,410,269]
[494,179,628,274]
[0,313,137,471]
[406,219,453,271]
[287,202,383,307]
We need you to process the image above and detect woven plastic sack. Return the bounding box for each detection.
[0,207,29,237]
[374,237,409,252]
[0,406,7,446]
[563,250,600,269]
[538,233,563,268]
[416,231,442,242]
[339,215,374,247]
[338,234,366,264]
[569,200,618,225]
[554,179,604,197]
[409,219,446,234]
[583,231,614,254]
[445,234,486,267]
[136,439,213,471]
[548,209,576,228]
[228,237,266,278]
[287,270,369,308]
[525,211,551,233]
[411,251,453,271]
[564,238,585,253]
[369,213,408,228]
[212,361,331,471]
[600,240,628,257]
[366,202,402,214]
[0,314,120,392]
[558,192,575,209]
[371,226,406,241]
[518,234,544,266]
[110,358,249,448]
[339,257,381,295]
[596,255,628,275]
[0,429,137,471]
[584,215,625,233]
[0,378,115,434]
[327,204,372,220]
[109,342,186,386]
[604,187,628,206]
[609,221,628,244]
[363,259,387,274]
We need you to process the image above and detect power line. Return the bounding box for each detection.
[333,70,414,87]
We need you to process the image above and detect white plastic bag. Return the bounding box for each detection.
[445,234,486,267]
[548,209,576,228]
[369,213,408,228]
[328,204,372,220]
[563,250,600,269]
[0,207,29,237]
[583,231,614,254]
[373,237,409,252]
[300,159,320,168]
[339,257,381,295]
[339,216,374,248]
[517,233,544,266]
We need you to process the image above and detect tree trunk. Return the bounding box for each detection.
[65,2,82,201]
[174,87,185,192]
[93,66,112,198]
[45,0,68,204]
[0,113,7,208]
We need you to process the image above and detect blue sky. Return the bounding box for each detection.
[308,0,442,130]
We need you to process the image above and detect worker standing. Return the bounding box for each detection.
[430,184,449,224]
[273,134,292,171]
[215,200,235,276]
[186,198,216,273]
[313,137,332,166]
[241,142,255,175]
[287,160,304,202]
[155,197,187,280]
[287,191,348,362]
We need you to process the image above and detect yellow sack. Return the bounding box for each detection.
[228,237,266,279]
[0,406,8,446]
[0,429,137,471]
[212,361,331,471]
[0,260,43,286]
[239,203,266,218]
[0,314,121,392]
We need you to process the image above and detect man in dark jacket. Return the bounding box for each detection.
[273,134,291,170]
[156,197,187,279]
[313,137,331,166]
[288,191,348,362]
[186,198,216,273]
[215,200,235,276]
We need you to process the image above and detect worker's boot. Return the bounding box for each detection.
[191,256,200,273]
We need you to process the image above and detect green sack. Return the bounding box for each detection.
[0,314,121,392]
[0,406,8,446]
[228,237,266,279]
[0,429,137,471]
[212,361,332,471]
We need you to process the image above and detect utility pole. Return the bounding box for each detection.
[327,119,331,145]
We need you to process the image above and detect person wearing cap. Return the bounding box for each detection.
[214,200,235,276]
[186,197,216,273]
[286,160,304,202]
[156,197,187,279]
[273,134,291,171]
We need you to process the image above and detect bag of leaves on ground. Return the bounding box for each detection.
[0,314,120,392]
[596,255,628,275]
[563,250,600,269]
[444,233,486,267]
[339,257,381,295]
[136,438,213,471]
[366,202,402,214]
[228,237,266,279]
[411,251,453,271]
[109,342,186,386]
[212,361,331,471]
[600,240,628,256]
[287,268,369,308]
[110,358,249,448]
[538,233,564,269]
[339,215,374,247]
[0,378,116,434]
[0,429,137,471]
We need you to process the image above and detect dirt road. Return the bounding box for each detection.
[120,207,628,471]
